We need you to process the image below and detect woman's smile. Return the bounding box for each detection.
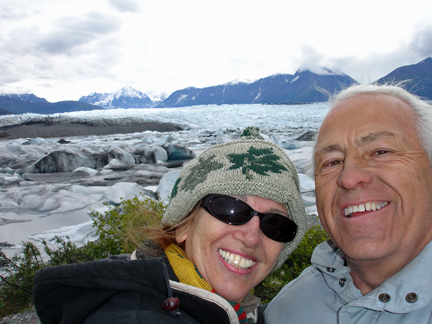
[218,248,257,270]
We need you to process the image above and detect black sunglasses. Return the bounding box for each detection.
[200,194,297,242]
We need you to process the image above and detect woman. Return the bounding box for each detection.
[33,128,308,324]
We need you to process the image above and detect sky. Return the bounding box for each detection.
[1,0,432,102]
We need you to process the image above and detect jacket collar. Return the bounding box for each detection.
[311,239,432,312]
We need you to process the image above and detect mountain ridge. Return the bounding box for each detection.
[376,57,432,100]
[0,96,104,115]
[156,69,359,107]
[2,57,431,114]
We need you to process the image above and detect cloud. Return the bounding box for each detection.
[108,0,141,13]
[409,25,432,58]
[38,11,122,55]
[295,45,346,75]
[0,9,124,93]
[0,2,36,20]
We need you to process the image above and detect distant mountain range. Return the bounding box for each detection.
[78,86,155,108]
[0,95,102,115]
[1,57,431,115]
[157,68,358,107]
[1,93,48,103]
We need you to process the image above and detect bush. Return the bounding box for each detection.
[254,223,329,303]
[0,242,45,316]
[89,195,166,255]
[0,195,165,317]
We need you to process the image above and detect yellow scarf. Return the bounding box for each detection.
[164,244,249,324]
[165,244,212,291]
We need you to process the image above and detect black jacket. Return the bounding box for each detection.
[33,253,265,324]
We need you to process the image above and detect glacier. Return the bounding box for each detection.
[0,103,328,258]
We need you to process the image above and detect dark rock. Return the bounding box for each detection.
[0,241,15,247]
[296,131,317,141]
[163,161,184,168]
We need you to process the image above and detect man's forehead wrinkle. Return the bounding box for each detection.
[359,131,397,145]
[315,131,398,159]
[316,144,342,155]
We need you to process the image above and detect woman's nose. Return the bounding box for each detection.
[232,215,261,247]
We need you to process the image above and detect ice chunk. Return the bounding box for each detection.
[103,182,149,204]
[104,158,134,170]
[156,169,181,202]
[29,220,96,244]
[73,167,99,176]
[299,173,315,193]
[153,147,168,163]
[163,143,196,160]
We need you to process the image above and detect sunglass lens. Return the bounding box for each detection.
[260,215,296,242]
[204,195,297,242]
[210,196,251,224]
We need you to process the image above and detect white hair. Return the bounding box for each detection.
[308,84,432,177]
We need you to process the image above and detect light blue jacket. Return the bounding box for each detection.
[265,239,432,324]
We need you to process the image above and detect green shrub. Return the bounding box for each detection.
[0,195,165,317]
[0,242,45,316]
[89,195,166,255]
[254,223,329,303]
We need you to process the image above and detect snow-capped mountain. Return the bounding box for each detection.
[157,68,358,108]
[145,90,169,103]
[79,86,155,108]
[0,93,48,103]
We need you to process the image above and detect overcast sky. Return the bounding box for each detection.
[1,0,432,102]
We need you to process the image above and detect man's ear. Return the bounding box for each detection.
[175,224,189,244]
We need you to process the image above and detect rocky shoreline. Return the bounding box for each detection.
[0,120,183,140]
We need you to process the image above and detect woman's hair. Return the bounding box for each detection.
[130,201,202,257]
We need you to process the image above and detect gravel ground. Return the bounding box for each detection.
[0,308,40,324]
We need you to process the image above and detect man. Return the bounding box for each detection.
[265,84,432,323]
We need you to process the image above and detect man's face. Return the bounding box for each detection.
[314,93,432,268]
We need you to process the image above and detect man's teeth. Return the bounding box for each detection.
[218,249,256,269]
[344,202,388,217]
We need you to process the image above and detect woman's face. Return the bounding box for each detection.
[176,195,286,302]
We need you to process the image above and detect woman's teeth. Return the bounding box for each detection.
[344,202,388,217]
[218,249,256,269]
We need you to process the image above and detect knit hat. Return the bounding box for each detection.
[162,127,308,269]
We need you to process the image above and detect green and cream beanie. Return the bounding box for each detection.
[162,127,308,269]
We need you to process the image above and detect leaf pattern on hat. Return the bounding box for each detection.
[181,154,224,192]
[170,177,182,199]
[228,147,288,180]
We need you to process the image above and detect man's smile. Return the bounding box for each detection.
[343,201,388,217]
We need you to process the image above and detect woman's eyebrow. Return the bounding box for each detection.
[267,207,289,217]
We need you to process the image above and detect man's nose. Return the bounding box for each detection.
[337,156,373,190]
